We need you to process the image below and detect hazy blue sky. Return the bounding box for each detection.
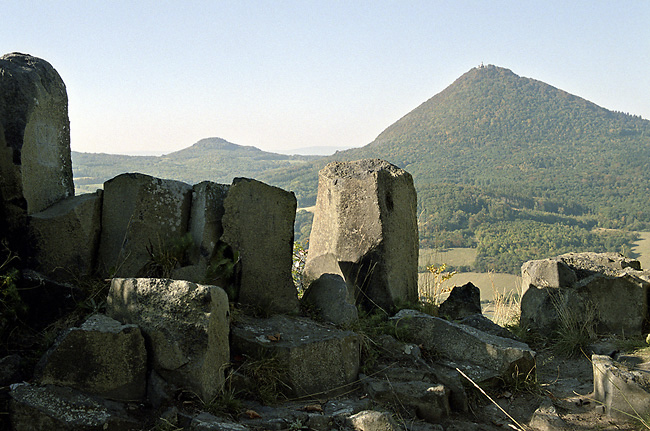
[3,1,649,155]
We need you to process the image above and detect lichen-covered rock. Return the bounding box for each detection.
[349,410,400,431]
[231,314,360,397]
[0,53,73,218]
[35,314,146,401]
[304,159,418,311]
[107,278,230,401]
[521,252,650,336]
[10,383,140,431]
[29,191,102,280]
[221,177,298,314]
[391,309,536,385]
[97,173,192,277]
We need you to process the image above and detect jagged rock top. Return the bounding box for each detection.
[321,159,408,179]
[557,252,641,278]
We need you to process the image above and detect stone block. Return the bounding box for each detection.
[592,354,650,420]
[231,314,360,397]
[301,273,358,326]
[10,383,140,431]
[29,191,102,280]
[107,278,230,401]
[221,177,298,314]
[97,173,192,277]
[520,253,650,336]
[303,159,418,311]
[392,309,536,385]
[35,314,146,401]
[0,53,73,218]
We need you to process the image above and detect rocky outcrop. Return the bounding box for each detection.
[29,191,102,280]
[35,314,146,401]
[221,177,299,315]
[97,173,192,278]
[107,278,230,401]
[231,314,360,397]
[303,159,419,312]
[438,282,482,320]
[520,252,650,336]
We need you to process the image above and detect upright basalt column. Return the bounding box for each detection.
[0,53,73,218]
[303,159,418,311]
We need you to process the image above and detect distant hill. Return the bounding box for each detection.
[73,66,650,273]
[72,137,318,194]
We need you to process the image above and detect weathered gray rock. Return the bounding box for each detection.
[0,53,73,220]
[303,159,418,312]
[391,309,535,385]
[189,181,229,262]
[191,412,250,431]
[362,378,450,423]
[301,273,358,326]
[107,278,230,401]
[29,191,102,280]
[10,383,140,431]
[349,410,399,431]
[521,252,650,336]
[97,173,192,277]
[592,354,650,420]
[221,177,298,314]
[231,314,360,397]
[438,282,482,320]
[459,313,520,341]
[35,314,146,401]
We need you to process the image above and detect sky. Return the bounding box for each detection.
[2,1,649,155]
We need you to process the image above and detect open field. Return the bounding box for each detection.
[632,231,650,271]
[418,271,521,303]
[418,247,477,269]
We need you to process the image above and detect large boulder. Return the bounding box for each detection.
[391,310,536,385]
[520,252,650,336]
[35,314,147,401]
[221,177,298,314]
[303,159,418,312]
[0,53,73,220]
[29,191,102,280]
[106,278,230,401]
[438,282,482,320]
[301,273,358,326]
[97,173,192,277]
[231,314,360,397]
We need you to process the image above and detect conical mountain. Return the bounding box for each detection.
[344,65,650,195]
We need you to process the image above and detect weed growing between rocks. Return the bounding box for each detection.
[143,233,194,278]
[550,291,598,357]
[292,241,308,298]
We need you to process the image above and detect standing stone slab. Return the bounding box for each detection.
[0,53,73,218]
[35,314,146,402]
[107,278,230,401]
[221,177,298,314]
[97,173,192,277]
[231,315,360,397]
[29,191,102,280]
[303,160,418,311]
